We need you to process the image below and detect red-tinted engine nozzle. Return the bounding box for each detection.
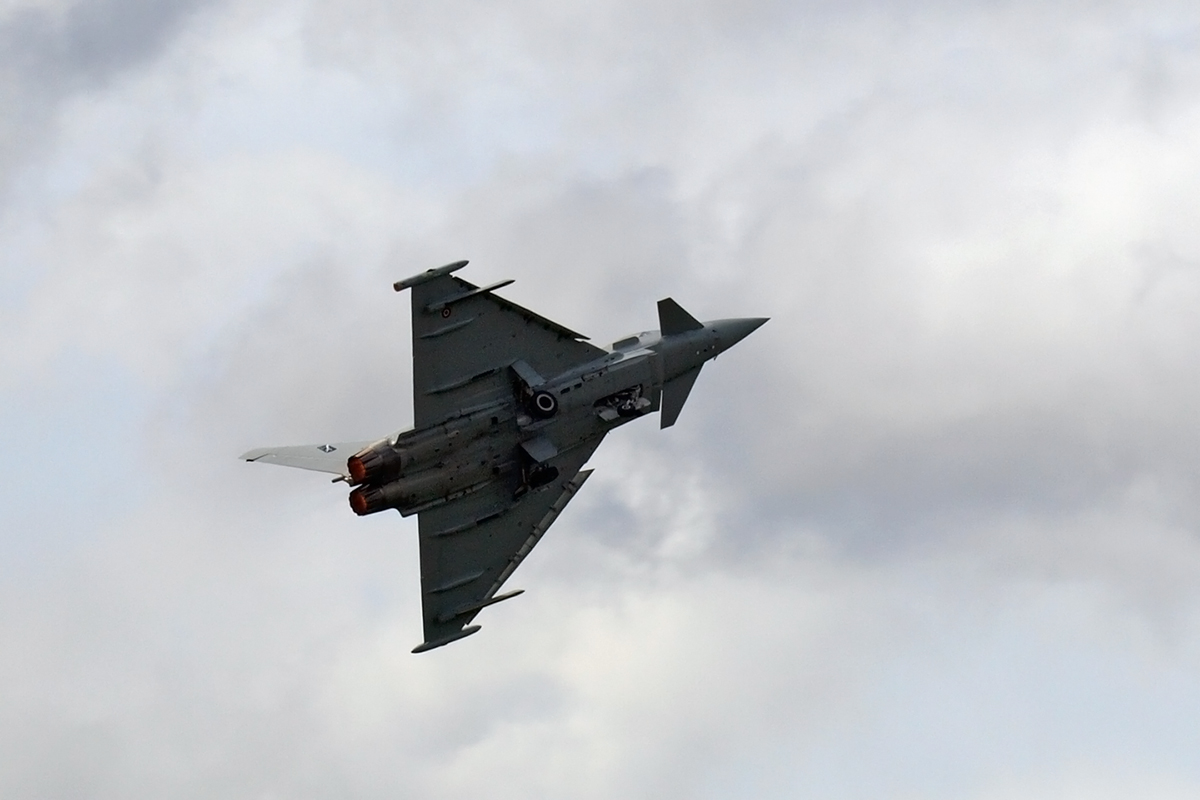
[346,443,408,486]
[347,454,370,485]
[349,486,383,516]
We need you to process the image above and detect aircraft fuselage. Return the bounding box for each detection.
[346,315,766,518]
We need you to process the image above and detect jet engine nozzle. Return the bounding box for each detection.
[348,462,498,515]
[347,442,413,486]
[349,485,389,516]
[349,479,422,515]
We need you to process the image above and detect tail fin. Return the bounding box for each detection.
[240,440,376,478]
[657,298,704,336]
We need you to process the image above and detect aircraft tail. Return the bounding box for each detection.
[240,440,376,479]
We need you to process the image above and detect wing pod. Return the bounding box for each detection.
[411,624,481,654]
[393,260,469,292]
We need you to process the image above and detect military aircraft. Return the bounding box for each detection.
[241,261,766,652]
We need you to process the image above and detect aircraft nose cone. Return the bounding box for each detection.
[714,317,769,353]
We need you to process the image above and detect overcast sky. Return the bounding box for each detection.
[3,0,1200,797]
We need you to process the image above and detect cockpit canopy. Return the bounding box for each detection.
[610,331,659,351]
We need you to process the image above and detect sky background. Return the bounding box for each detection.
[3,0,1200,797]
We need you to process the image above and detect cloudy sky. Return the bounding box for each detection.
[4,0,1200,796]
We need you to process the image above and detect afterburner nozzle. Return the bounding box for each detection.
[347,441,411,486]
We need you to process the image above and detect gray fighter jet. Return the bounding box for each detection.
[241,261,766,652]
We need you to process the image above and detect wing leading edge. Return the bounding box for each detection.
[405,269,605,429]
[412,436,603,652]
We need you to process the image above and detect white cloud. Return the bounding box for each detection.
[4,0,1200,797]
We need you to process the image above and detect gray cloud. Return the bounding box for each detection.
[2,0,207,89]
[0,0,216,203]
[4,0,1200,797]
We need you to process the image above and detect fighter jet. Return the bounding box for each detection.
[241,261,766,652]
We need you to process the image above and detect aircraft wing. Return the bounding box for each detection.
[239,441,376,478]
[407,272,606,428]
[412,436,603,652]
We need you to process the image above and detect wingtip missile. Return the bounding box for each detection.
[393,260,469,292]
[411,624,482,653]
